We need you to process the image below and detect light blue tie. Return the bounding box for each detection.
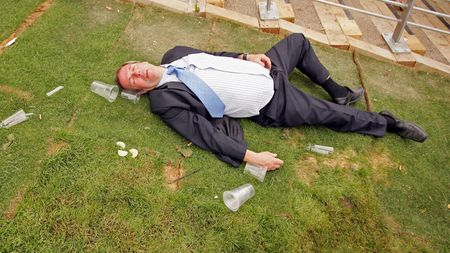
[167,66,225,118]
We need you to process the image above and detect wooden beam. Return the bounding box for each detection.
[205,4,259,29]
[347,37,397,64]
[276,0,295,23]
[313,1,349,49]
[413,52,450,78]
[329,0,362,39]
[279,19,306,37]
[207,0,224,8]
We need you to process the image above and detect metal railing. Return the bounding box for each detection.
[314,0,450,53]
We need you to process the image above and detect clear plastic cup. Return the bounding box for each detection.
[90,81,119,102]
[120,90,141,104]
[306,143,334,155]
[223,183,255,212]
[1,109,32,128]
[244,163,267,182]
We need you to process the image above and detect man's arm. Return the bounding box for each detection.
[159,107,247,166]
[158,107,283,170]
[237,53,272,70]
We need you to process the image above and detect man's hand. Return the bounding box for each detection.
[241,54,272,70]
[243,150,284,171]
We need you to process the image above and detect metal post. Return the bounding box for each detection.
[258,0,279,20]
[267,0,272,11]
[382,0,415,53]
[392,0,416,42]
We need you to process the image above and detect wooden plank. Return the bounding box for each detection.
[205,4,259,29]
[373,0,427,55]
[304,28,330,45]
[313,2,349,49]
[207,0,224,8]
[259,19,280,34]
[413,52,450,78]
[415,0,450,44]
[347,37,397,63]
[336,17,362,39]
[410,4,450,63]
[279,19,306,36]
[329,0,362,39]
[276,0,295,23]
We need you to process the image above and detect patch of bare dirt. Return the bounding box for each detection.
[67,108,80,128]
[163,160,185,191]
[89,3,122,27]
[47,140,69,156]
[281,128,305,147]
[295,155,319,186]
[339,197,355,210]
[0,84,34,101]
[4,188,26,220]
[367,145,396,183]
[0,0,54,54]
[322,147,360,170]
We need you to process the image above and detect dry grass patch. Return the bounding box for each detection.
[0,84,34,101]
[295,155,319,186]
[322,147,360,170]
[280,128,305,148]
[4,187,26,220]
[367,145,397,183]
[47,140,70,156]
[163,160,185,191]
[88,2,123,28]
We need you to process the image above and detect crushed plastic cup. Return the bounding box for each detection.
[1,109,33,129]
[120,90,140,104]
[90,81,119,102]
[306,143,334,155]
[244,163,267,182]
[223,183,255,212]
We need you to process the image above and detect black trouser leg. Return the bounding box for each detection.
[265,33,330,85]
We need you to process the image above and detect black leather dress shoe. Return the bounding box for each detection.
[334,86,365,105]
[379,111,428,142]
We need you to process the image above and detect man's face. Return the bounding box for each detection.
[117,62,160,93]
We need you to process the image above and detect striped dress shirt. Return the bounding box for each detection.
[157,53,274,118]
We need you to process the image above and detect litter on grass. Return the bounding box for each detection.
[129,148,138,158]
[306,143,334,155]
[118,150,128,157]
[1,109,33,129]
[116,141,126,149]
[46,86,64,96]
[4,38,17,47]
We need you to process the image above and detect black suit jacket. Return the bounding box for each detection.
[148,46,248,167]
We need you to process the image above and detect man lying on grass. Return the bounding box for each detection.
[115,33,427,170]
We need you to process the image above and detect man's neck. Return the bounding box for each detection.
[154,65,165,84]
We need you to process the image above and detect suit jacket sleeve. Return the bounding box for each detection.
[158,107,248,167]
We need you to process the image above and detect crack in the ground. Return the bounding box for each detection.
[352,50,372,112]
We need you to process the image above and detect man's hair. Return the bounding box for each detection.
[115,61,140,89]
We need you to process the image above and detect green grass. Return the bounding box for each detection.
[0,0,449,252]
[0,0,44,42]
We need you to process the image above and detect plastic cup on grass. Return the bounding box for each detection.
[244,163,267,182]
[90,81,119,102]
[120,89,141,104]
[223,183,255,212]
